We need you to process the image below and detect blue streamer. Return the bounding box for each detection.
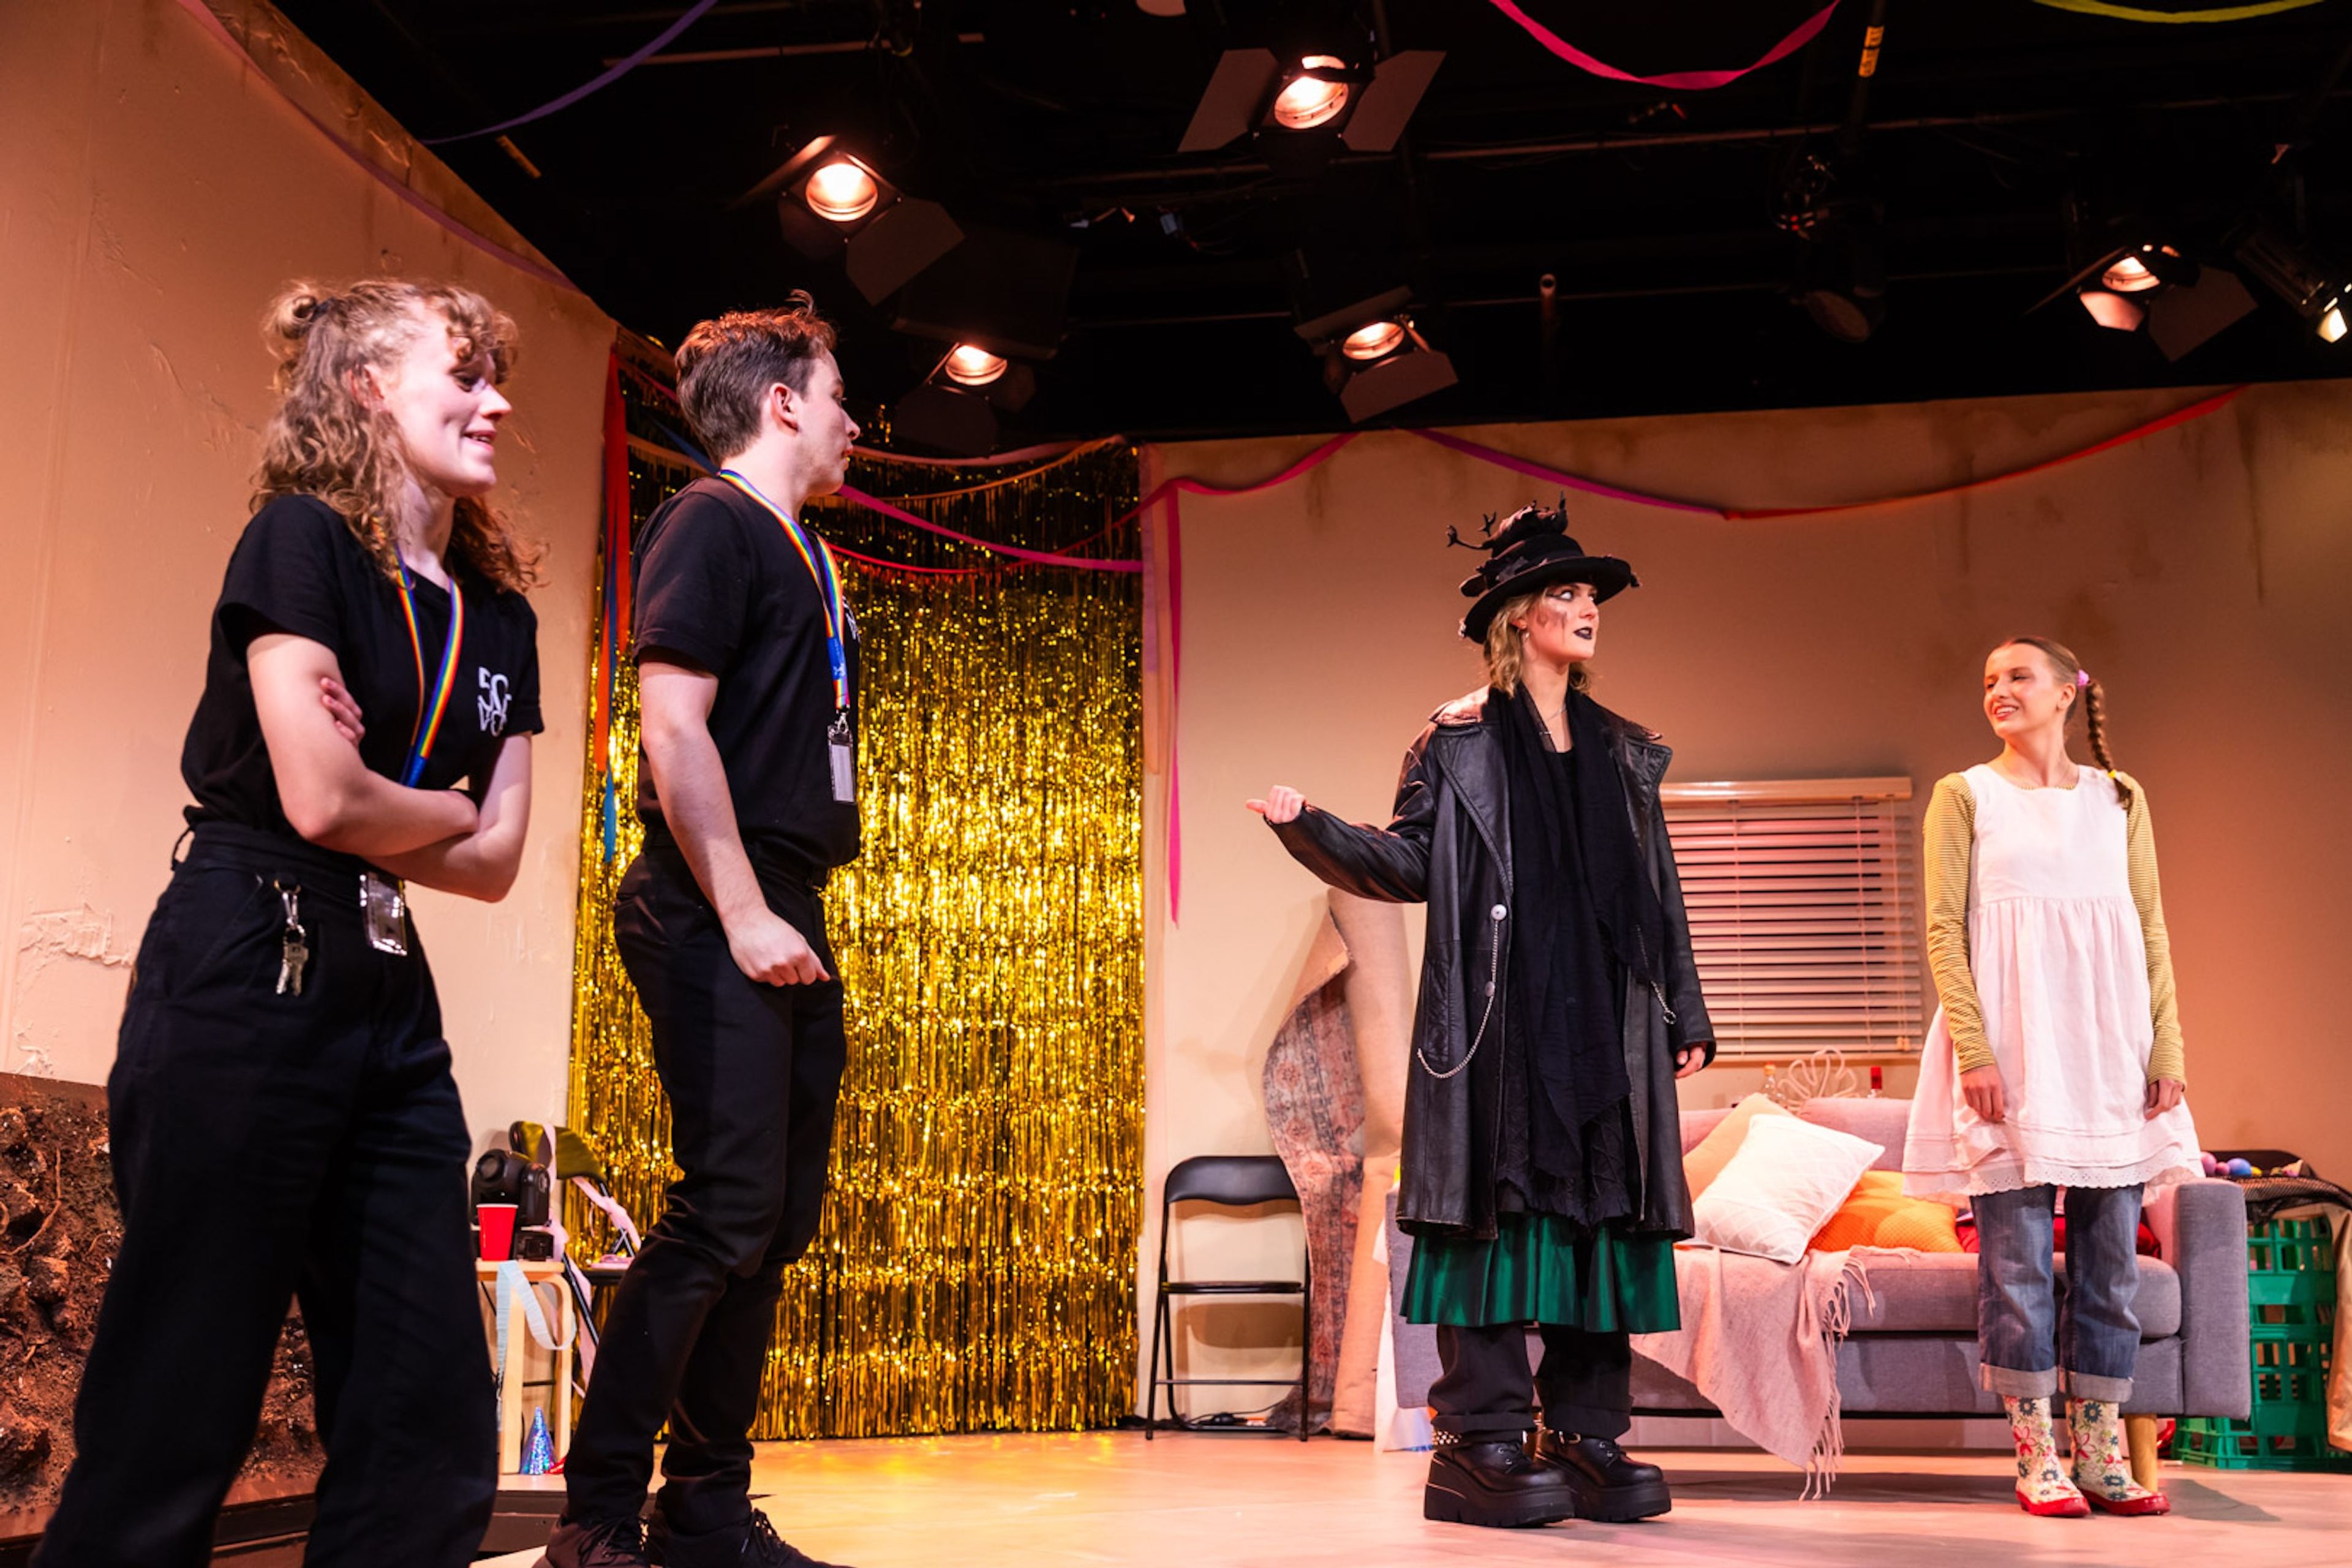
[424,0,723,145]
[654,421,717,475]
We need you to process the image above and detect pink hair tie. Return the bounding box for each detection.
[2076,669,2092,688]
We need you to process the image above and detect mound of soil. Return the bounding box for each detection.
[0,1074,320,1524]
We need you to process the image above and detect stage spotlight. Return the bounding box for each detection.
[2235,224,2350,344]
[1775,151,1885,343]
[804,159,880,224]
[1272,56,1351,130]
[2036,225,2253,361]
[1341,320,1406,361]
[1295,288,1457,423]
[893,343,1038,458]
[737,137,965,304]
[1790,219,1886,343]
[1178,47,1442,175]
[942,344,1009,386]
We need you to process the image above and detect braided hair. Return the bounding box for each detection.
[2001,635,2133,811]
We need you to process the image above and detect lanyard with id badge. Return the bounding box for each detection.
[271,565,458,990]
[368,565,468,956]
[718,470,858,804]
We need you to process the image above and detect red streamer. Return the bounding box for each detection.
[1485,0,1845,91]
[1721,386,2248,518]
[593,355,630,784]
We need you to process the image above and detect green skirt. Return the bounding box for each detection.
[1403,1212,1680,1332]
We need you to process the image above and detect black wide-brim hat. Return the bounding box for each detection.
[1455,499,1638,643]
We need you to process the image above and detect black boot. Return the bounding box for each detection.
[648,1508,851,1567]
[538,1515,653,1568]
[1422,1434,1578,1528]
[1534,1428,1672,1521]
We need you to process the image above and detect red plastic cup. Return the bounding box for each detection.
[478,1203,519,1262]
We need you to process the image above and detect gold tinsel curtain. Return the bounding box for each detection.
[567,353,1144,1437]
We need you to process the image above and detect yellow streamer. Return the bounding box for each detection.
[2031,0,2329,21]
[567,412,1145,1437]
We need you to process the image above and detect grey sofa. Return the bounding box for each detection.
[1387,1096,2252,1421]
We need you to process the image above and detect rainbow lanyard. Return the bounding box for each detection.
[394,566,466,788]
[717,469,850,712]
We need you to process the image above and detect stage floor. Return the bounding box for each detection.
[483,1432,2350,1567]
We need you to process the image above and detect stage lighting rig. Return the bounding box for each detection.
[1295,287,1457,423]
[2235,224,2350,344]
[737,137,964,304]
[1776,153,1885,344]
[1178,47,1442,176]
[891,341,1038,459]
[2038,214,2258,362]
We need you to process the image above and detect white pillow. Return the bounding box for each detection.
[1691,1115,1885,1264]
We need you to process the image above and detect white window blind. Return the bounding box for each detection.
[1660,778,1923,1058]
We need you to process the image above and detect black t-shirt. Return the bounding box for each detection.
[181,495,545,840]
[630,477,862,873]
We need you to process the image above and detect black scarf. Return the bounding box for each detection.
[1495,685,1668,1207]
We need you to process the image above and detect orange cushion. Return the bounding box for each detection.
[1809,1170,1966,1253]
[1683,1093,1795,1200]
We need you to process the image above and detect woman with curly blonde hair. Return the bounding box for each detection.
[37,279,545,1568]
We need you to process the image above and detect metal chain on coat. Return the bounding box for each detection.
[1417,905,1505,1080]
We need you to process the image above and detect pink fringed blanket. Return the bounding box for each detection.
[1632,1245,1886,1496]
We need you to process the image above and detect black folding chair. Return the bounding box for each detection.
[1144,1154,1311,1441]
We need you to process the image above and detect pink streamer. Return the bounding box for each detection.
[850,437,1098,469]
[1165,492,1184,926]
[1485,1,1845,92]
[836,485,1142,573]
[1406,428,1721,514]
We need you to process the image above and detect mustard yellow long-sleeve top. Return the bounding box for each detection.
[1922,769,2187,1087]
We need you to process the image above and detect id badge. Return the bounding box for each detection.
[827,712,856,804]
[360,872,409,956]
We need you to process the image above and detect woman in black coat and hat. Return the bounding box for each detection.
[1247,502,1714,1531]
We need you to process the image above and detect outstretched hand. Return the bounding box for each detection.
[1246,786,1305,824]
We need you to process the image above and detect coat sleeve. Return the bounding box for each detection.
[1266,729,1437,903]
[1648,786,1716,1062]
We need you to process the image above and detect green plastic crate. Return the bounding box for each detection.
[2179,1215,2351,1472]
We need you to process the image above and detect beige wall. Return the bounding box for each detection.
[1140,380,2352,1406]
[0,0,614,1136]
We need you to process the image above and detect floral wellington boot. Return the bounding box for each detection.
[2006,1396,2089,1517]
[2067,1398,2169,1516]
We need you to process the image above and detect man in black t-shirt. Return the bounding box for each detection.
[549,300,861,1568]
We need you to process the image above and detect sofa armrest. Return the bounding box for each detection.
[2146,1177,2251,1419]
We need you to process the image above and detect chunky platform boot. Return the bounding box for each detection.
[1533,1426,1672,1522]
[1422,1433,1579,1528]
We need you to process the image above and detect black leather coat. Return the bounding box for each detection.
[1270,688,1715,1241]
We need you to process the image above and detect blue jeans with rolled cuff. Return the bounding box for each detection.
[1973,1182,2144,1404]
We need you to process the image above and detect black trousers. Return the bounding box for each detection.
[36,824,495,1568]
[1430,1324,1634,1441]
[564,849,847,1534]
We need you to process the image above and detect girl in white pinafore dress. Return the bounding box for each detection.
[1904,636,2199,1521]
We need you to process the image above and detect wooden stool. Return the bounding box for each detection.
[477,1258,576,1474]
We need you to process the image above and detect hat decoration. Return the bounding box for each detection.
[1450,497,1638,642]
